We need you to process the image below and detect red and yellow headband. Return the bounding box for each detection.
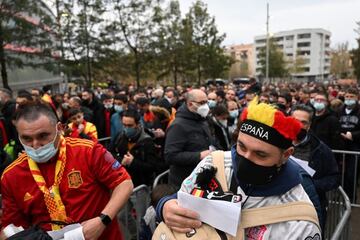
[240,97,302,149]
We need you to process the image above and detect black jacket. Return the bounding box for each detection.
[82,98,107,138]
[111,128,158,187]
[293,132,340,201]
[311,109,342,149]
[164,104,212,188]
[1,100,16,141]
[208,116,231,151]
[338,104,360,150]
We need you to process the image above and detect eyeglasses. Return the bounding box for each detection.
[192,100,208,105]
[299,120,310,126]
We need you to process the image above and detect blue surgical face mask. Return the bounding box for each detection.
[313,102,326,111]
[344,99,356,107]
[20,130,59,163]
[124,127,138,139]
[310,98,315,106]
[208,100,216,109]
[229,110,239,119]
[114,105,124,113]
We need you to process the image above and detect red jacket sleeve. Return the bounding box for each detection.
[1,177,30,228]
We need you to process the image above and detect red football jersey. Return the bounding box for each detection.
[1,138,131,239]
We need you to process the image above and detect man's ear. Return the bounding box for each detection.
[56,122,62,132]
[282,146,294,162]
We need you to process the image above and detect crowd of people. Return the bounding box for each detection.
[0,78,359,239]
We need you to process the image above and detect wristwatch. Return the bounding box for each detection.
[99,213,112,226]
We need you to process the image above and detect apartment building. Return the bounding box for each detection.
[254,28,331,81]
[226,43,255,78]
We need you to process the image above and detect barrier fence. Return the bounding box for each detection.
[324,186,352,240]
[332,149,360,208]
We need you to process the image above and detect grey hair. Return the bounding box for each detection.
[185,91,196,103]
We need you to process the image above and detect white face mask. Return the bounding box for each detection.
[20,130,59,163]
[218,119,228,127]
[196,103,210,118]
[104,103,113,109]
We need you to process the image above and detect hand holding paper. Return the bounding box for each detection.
[178,191,241,236]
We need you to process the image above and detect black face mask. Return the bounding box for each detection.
[82,99,90,105]
[235,151,282,186]
[276,103,286,111]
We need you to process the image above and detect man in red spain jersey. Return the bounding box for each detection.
[1,102,133,240]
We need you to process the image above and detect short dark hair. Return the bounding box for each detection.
[14,101,58,125]
[215,90,225,99]
[17,90,33,101]
[292,104,314,123]
[136,97,150,106]
[122,109,141,124]
[68,108,82,118]
[279,93,292,104]
[150,184,177,208]
[101,94,112,101]
[114,94,128,104]
[316,91,329,100]
[346,87,358,96]
[211,104,229,117]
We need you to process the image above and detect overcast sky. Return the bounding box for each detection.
[179,0,360,48]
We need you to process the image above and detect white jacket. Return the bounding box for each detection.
[180,151,322,240]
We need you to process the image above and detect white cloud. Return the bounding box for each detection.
[180,0,360,48]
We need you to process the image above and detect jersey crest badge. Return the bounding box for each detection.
[68,170,83,188]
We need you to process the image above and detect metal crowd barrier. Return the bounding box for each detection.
[120,184,149,240]
[332,149,360,207]
[324,186,352,240]
[152,169,170,189]
[98,136,111,149]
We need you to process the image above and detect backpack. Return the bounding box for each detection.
[152,151,320,240]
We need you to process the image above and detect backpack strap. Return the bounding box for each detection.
[211,151,228,192]
[240,201,320,229]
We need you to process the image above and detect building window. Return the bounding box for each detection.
[255,39,266,44]
[298,50,311,56]
[286,53,293,57]
[285,35,294,40]
[297,42,311,47]
[297,33,311,39]
[301,67,310,72]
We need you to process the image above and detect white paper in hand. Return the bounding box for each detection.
[178,191,241,236]
[47,224,83,240]
[64,226,85,240]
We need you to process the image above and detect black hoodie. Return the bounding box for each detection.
[311,109,342,149]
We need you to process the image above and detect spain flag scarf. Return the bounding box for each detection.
[28,135,71,230]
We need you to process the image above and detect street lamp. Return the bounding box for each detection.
[265,2,270,83]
